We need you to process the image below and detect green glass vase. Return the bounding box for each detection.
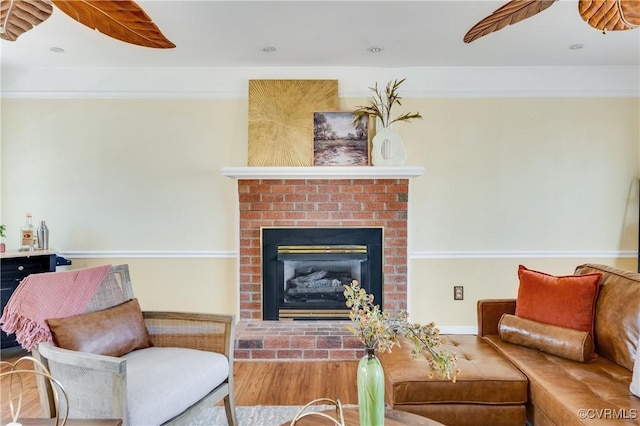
[357,348,385,426]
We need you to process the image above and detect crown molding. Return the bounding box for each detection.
[2,65,638,99]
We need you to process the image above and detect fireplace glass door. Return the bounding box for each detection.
[279,245,367,318]
[262,228,383,320]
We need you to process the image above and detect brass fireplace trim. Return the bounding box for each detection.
[278,245,367,254]
[279,309,351,319]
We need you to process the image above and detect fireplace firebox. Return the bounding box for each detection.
[262,227,383,320]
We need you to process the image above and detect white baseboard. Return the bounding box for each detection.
[438,326,477,335]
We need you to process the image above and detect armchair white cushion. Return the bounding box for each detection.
[124,347,229,425]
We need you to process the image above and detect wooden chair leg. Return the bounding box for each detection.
[224,393,238,426]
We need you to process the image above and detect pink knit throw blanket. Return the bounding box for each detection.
[0,264,111,351]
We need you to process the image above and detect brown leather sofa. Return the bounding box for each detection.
[478,263,640,425]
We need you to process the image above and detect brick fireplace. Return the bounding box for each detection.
[223,166,424,359]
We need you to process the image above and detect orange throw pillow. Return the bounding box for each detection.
[515,265,602,337]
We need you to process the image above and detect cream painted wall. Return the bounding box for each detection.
[1,96,638,329]
[409,257,637,329]
[69,258,237,315]
[406,98,639,252]
[1,99,245,251]
[2,99,246,317]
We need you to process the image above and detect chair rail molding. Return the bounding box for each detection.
[411,250,636,259]
[57,249,635,260]
[58,250,237,259]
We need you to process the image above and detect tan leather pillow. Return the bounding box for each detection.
[498,313,593,363]
[46,298,152,357]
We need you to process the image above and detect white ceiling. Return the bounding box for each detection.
[1,0,639,70]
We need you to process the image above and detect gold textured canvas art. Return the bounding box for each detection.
[248,80,338,166]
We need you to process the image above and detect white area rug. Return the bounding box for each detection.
[188,405,342,426]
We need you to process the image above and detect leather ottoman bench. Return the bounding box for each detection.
[379,334,527,426]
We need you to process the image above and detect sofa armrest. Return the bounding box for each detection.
[477,299,516,337]
[143,311,235,360]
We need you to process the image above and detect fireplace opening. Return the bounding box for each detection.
[262,228,383,320]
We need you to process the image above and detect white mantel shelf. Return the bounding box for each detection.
[221,166,425,180]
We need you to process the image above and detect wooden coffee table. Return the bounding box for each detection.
[280,407,444,425]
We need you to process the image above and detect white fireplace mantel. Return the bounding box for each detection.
[221,166,425,180]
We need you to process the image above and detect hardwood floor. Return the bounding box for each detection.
[233,360,358,406]
[2,347,359,419]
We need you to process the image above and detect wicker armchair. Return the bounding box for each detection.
[32,265,238,426]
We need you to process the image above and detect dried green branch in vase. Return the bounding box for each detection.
[352,78,423,129]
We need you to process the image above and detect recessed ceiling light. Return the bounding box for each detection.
[262,46,276,53]
[367,47,383,53]
[568,43,584,50]
[50,46,65,53]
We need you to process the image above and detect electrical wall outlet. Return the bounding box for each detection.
[454,286,464,300]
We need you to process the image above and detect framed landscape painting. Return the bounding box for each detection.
[313,112,369,166]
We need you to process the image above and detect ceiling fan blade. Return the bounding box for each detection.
[621,0,640,25]
[51,0,175,48]
[0,0,53,42]
[579,0,640,31]
[464,0,557,43]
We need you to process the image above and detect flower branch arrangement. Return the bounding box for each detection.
[344,280,458,381]
[351,78,423,129]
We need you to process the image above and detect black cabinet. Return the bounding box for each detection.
[1,251,57,349]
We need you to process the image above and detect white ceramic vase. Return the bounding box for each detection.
[371,127,406,166]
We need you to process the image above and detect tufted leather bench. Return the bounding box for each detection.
[379,334,527,426]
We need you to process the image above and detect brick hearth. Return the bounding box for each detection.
[235,320,364,360]
[227,173,415,360]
